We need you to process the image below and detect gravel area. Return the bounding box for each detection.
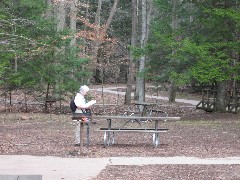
[1,85,240,179]
[93,164,240,180]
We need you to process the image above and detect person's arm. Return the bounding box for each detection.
[75,95,96,109]
[76,100,96,109]
[85,100,96,107]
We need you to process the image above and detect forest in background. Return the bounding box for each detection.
[0,0,240,112]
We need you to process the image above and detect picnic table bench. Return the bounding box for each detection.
[93,115,181,148]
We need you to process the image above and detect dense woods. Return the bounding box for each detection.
[0,0,240,112]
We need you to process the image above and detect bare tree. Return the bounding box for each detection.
[55,0,66,32]
[70,0,77,46]
[135,0,152,102]
[125,0,138,105]
[86,0,119,83]
[215,0,232,112]
[168,0,178,103]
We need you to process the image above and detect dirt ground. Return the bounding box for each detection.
[1,85,240,179]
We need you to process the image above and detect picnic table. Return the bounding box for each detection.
[124,102,168,125]
[125,102,167,116]
[93,115,180,148]
[134,102,158,116]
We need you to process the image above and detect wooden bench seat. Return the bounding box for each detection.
[97,127,169,148]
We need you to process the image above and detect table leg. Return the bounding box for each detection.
[107,119,112,129]
[142,105,147,116]
[154,120,159,130]
[106,119,114,146]
[80,122,84,153]
[153,120,160,147]
[103,132,107,147]
[86,121,90,146]
[153,133,159,148]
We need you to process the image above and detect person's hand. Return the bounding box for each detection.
[81,117,88,122]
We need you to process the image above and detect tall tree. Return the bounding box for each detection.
[70,0,77,47]
[168,0,179,103]
[187,0,240,112]
[135,0,152,102]
[125,0,138,105]
[78,0,120,83]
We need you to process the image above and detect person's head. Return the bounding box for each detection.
[79,85,90,95]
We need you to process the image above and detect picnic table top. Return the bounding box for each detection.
[134,102,159,106]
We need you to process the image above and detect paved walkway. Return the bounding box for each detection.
[94,86,199,106]
[0,155,109,180]
[1,155,240,180]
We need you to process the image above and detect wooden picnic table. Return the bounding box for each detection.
[125,102,167,121]
[93,115,180,148]
[132,102,166,116]
[134,102,157,115]
[134,102,158,108]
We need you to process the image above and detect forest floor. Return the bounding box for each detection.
[0,84,240,179]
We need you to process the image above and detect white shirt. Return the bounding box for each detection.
[74,93,86,113]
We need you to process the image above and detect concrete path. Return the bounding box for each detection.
[1,155,240,180]
[94,86,199,106]
[110,156,240,165]
[0,155,109,180]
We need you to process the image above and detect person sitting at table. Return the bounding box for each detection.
[74,85,96,146]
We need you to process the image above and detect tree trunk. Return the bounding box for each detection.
[125,0,138,105]
[83,0,90,55]
[45,0,53,19]
[169,81,177,103]
[102,0,119,33]
[215,0,234,113]
[53,0,66,104]
[55,0,66,32]
[14,55,17,73]
[136,0,152,103]
[89,0,119,83]
[70,0,77,46]
[91,0,102,66]
[69,0,80,82]
[168,0,178,103]
[136,0,146,102]
[215,81,227,112]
